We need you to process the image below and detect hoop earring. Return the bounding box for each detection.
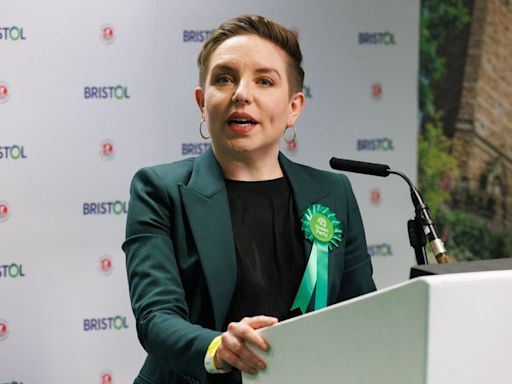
[283,125,296,144]
[199,117,210,140]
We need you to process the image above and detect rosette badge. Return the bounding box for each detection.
[291,204,342,313]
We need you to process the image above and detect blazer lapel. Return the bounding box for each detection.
[279,152,334,236]
[279,153,337,309]
[179,150,236,330]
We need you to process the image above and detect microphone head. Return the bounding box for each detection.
[329,157,390,177]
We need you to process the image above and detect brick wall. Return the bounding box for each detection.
[453,0,512,229]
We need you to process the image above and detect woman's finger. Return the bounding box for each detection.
[220,329,266,370]
[214,315,278,374]
[228,318,275,351]
[243,315,278,330]
[217,345,258,375]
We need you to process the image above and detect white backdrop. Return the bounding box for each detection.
[1,0,419,382]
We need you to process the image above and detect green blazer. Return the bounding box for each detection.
[123,149,376,384]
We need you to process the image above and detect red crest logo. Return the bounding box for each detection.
[371,82,383,99]
[100,24,115,44]
[0,82,10,103]
[100,371,113,384]
[0,320,9,341]
[370,188,382,204]
[0,202,10,222]
[100,140,115,160]
[98,256,114,276]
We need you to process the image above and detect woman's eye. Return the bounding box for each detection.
[257,77,274,87]
[215,75,233,84]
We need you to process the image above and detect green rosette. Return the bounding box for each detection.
[291,204,343,313]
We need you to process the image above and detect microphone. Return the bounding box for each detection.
[329,157,449,265]
[329,157,390,177]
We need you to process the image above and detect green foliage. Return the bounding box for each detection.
[420,0,470,122]
[418,122,459,217]
[437,208,512,261]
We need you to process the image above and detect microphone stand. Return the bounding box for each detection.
[388,170,449,265]
[329,157,450,265]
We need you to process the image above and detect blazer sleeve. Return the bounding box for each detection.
[337,175,377,301]
[122,167,218,382]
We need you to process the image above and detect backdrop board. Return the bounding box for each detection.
[1,0,419,382]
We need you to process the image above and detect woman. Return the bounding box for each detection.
[123,14,376,384]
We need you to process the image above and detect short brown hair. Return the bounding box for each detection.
[197,15,305,94]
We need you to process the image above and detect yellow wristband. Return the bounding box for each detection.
[204,335,231,374]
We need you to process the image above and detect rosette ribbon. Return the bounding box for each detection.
[291,204,342,313]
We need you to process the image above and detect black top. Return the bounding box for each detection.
[211,177,306,383]
[224,177,306,324]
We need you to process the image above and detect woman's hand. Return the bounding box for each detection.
[214,315,278,375]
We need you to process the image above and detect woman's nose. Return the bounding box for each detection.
[232,80,253,104]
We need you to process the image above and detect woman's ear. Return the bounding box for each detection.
[288,91,305,126]
[194,87,205,114]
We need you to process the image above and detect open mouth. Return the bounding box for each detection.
[227,112,258,133]
[227,118,258,126]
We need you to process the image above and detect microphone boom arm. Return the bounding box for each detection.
[388,170,449,264]
[329,157,449,265]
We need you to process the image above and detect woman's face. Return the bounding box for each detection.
[195,34,304,161]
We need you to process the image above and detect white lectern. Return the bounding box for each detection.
[243,270,512,384]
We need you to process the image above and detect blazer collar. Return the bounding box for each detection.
[184,149,332,203]
[278,152,333,216]
[184,148,226,198]
[183,149,333,202]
